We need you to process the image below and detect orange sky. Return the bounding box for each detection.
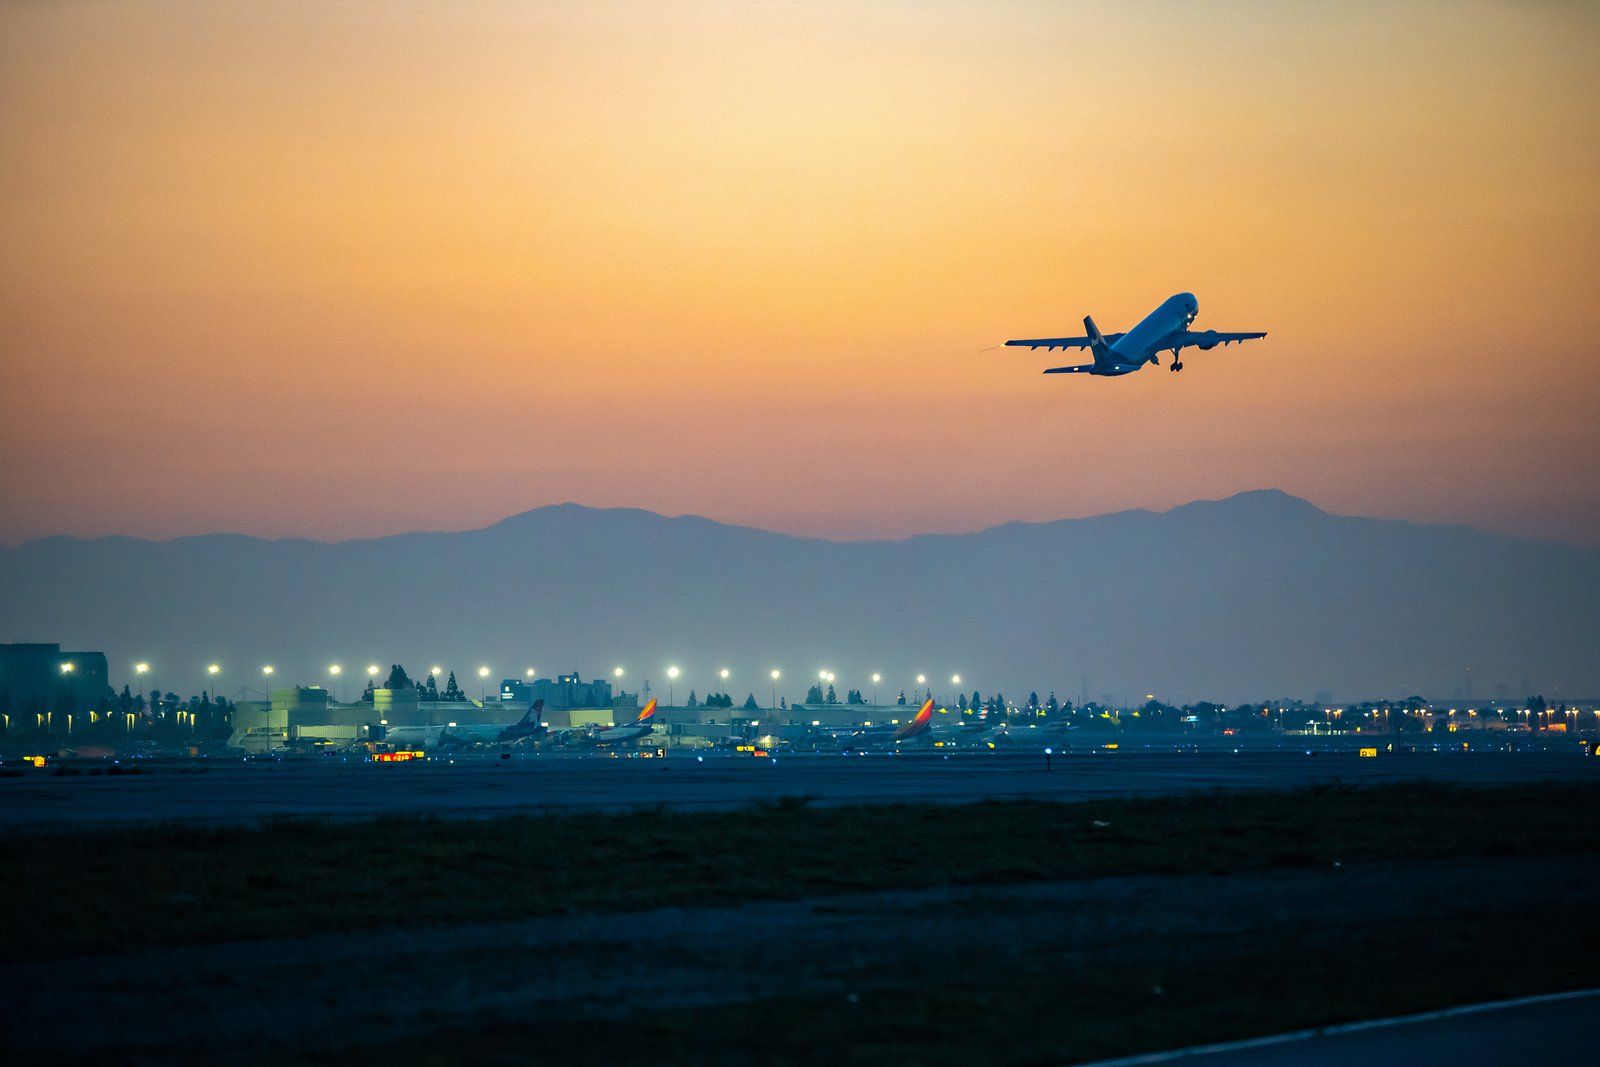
[2,1,1597,545]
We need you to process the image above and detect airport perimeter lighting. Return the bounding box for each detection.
[208,663,221,675]
[478,666,490,677]
[60,661,75,674]
[916,674,926,685]
[135,662,150,675]
[952,674,961,686]
[329,664,342,675]
[366,664,380,676]
[526,668,537,678]
[871,673,881,706]
[431,666,443,677]
[613,666,624,679]
[819,669,828,680]
[667,665,680,706]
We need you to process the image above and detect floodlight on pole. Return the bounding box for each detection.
[667,665,679,705]
[770,669,780,710]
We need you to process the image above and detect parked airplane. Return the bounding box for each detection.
[1005,292,1265,376]
[589,698,659,746]
[821,699,935,751]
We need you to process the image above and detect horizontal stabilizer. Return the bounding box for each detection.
[1043,364,1095,374]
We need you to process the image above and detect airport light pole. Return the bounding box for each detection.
[134,661,149,701]
[478,666,491,702]
[262,665,274,701]
[667,665,679,707]
[871,672,881,708]
[770,669,780,711]
[328,663,342,702]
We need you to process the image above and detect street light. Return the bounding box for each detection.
[613,666,624,679]
[477,665,490,701]
[667,665,680,706]
[431,666,443,677]
[367,664,380,676]
[328,663,342,701]
[871,672,881,707]
[526,667,536,678]
[262,665,274,699]
[135,661,150,699]
[770,669,780,710]
[719,667,730,696]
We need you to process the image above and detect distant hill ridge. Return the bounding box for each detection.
[3,491,1595,703]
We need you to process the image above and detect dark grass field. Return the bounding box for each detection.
[336,908,1598,1066]
[6,781,1598,964]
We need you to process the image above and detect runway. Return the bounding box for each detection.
[1089,987,1600,1066]
[2,748,1593,830]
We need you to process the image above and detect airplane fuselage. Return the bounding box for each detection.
[1097,292,1199,374]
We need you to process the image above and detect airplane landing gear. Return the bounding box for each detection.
[1168,347,1184,372]
[1169,360,1184,372]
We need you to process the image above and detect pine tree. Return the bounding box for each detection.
[742,693,759,711]
[1047,692,1059,714]
[386,664,413,691]
[687,690,699,708]
[444,671,464,701]
[425,674,439,701]
[806,684,825,704]
[825,684,838,704]
[1027,691,1040,711]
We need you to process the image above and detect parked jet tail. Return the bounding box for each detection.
[892,699,935,741]
[635,698,658,723]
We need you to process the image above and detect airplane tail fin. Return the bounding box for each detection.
[893,699,935,740]
[1084,316,1115,369]
[637,698,658,723]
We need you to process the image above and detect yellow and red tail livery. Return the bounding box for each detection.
[892,698,935,740]
[637,698,658,723]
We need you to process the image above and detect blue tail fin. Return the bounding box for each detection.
[1084,316,1116,369]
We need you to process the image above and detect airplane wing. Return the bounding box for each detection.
[1170,330,1267,351]
[1043,364,1095,374]
[1005,333,1123,351]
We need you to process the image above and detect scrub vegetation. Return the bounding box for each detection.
[5,781,1597,964]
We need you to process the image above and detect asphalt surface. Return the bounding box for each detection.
[1,748,1594,830]
[1097,988,1600,1066]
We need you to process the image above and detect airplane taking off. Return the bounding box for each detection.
[1005,292,1265,376]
